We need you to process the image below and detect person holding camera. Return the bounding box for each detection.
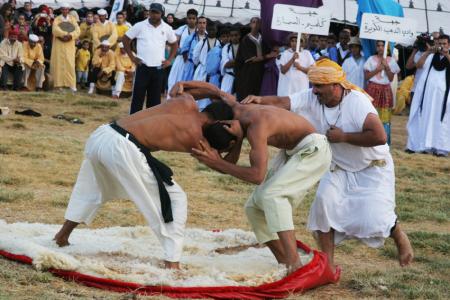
[406,34,433,100]
[406,34,450,157]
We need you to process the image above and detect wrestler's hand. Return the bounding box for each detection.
[169,82,184,97]
[191,140,222,169]
[221,120,244,141]
[241,95,262,105]
[326,126,346,143]
[219,90,237,103]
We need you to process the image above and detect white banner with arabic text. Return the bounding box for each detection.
[359,13,417,44]
[271,4,331,35]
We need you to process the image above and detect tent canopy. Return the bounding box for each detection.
[5,0,449,34]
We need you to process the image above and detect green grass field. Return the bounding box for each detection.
[0,91,449,299]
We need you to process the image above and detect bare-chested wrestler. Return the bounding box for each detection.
[53,94,236,269]
[170,81,332,274]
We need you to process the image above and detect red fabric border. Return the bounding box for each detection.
[0,241,340,299]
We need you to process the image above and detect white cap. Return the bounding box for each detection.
[59,3,70,9]
[69,10,79,22]
[101,40,110,47]
[29,34,39,42]
[118,42,124,48]
[97,9,107,16]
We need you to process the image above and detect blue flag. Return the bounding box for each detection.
[357,0,404,58]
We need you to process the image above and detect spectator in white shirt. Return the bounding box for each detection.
[277,33,314,96]
[123,3,177,114]
[342,37,366,89]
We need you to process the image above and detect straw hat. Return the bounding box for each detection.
[348,36,362,47]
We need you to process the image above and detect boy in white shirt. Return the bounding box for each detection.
[277,33,315,97]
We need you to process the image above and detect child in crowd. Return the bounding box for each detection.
[75,40,91,88]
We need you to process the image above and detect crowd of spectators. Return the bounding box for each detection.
[0,1,448,156]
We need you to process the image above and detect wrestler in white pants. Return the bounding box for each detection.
[65,124,187,262]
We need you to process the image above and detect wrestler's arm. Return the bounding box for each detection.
[192,124,268,184]
[241,95,291,110]
[221,120,244,164]
[327,113,387,147]
[170,81,237,107]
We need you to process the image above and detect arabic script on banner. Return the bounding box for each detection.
[360,13,417,44]
[271,4,331,35]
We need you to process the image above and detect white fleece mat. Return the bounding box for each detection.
[0,220,313,287]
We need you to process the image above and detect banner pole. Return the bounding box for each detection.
[296,32,302,53]
[381,40,388,77]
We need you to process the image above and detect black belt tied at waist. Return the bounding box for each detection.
[110,122,174,223]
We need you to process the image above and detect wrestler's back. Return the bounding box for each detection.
[117,97,204,152]
[240,105,316,150]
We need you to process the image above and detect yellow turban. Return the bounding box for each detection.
[308,58,373,101]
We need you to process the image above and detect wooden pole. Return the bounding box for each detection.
[381,40,388,77]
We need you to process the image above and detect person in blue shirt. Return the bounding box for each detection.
[181,16,207,82]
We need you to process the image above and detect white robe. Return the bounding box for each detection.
[65,124,187,262]
[289,89,396,247]
[220,43,237,94]
[277,49,314,97]
[411,51,425,93]
[193,37,220,110]
[407,55,450,154]
[342,56,366,89]
[168,25,194,92]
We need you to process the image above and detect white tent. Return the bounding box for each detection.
[4,0,449,33]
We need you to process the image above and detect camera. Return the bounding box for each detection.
[414,33,434,52]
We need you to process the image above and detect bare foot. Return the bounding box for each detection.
[215,243,263,255]
[393,229,414,267]
[53,232,70,247]
[286,259,302,275]
[164,261,180,269]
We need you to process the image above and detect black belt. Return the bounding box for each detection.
[110,122,174,223]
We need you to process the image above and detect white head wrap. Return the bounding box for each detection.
[28,34,39,42]
[97,9,108,16]
[101,40,110,47]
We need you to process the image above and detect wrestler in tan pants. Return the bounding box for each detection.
[245,134,331,245]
